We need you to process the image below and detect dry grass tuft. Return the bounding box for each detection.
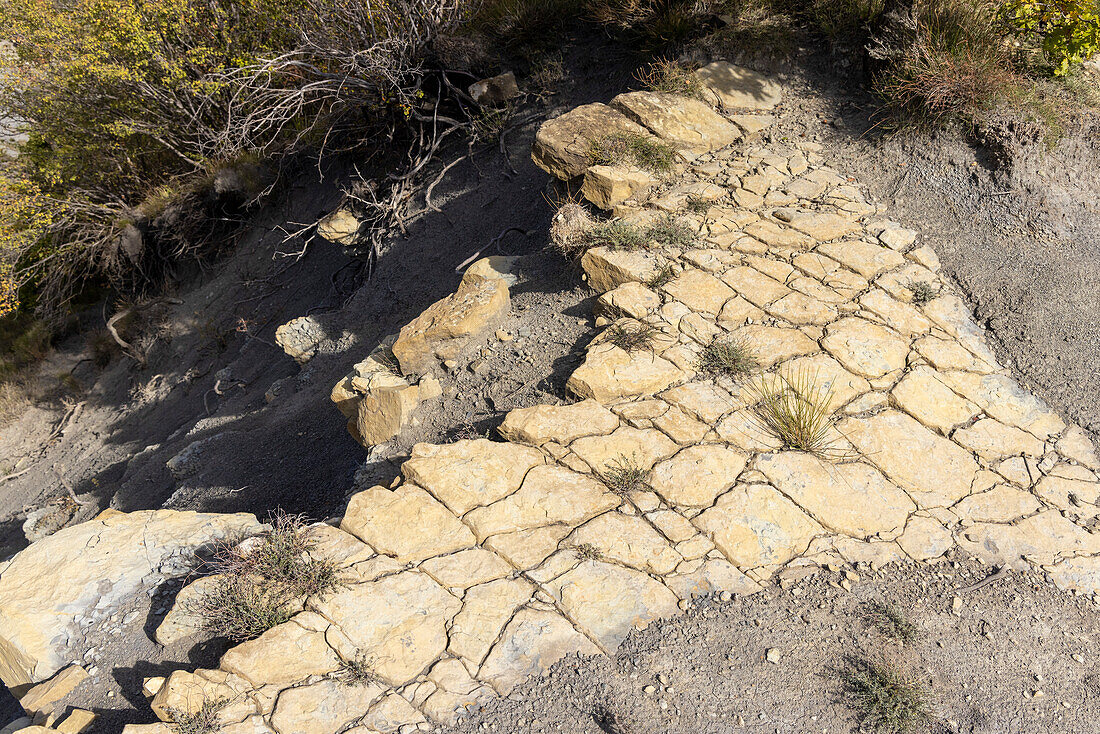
[335,654,382,687]
[645,213,695,248]
[167,699,226,734]
[600,455,650,494]
[0,379,31,427]
[550,201,597,257]
[697,339,759,378]
[571,542,604,561]
[636,58,705,99]
[645,263,677,289]
[588,133,678,174]
[604,320,660,352]
[748,369,838,456]
[865,601,918,642]
[839,658,931,733]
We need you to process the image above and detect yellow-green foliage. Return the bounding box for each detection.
[1007,0,1100,75]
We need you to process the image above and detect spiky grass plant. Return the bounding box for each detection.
[582,220,648,251]
[588,133,677,174]
[697,339,759,378]
[646,213,695,248]
[336,654,382,687]
[635,59,705,100]
[748,369,837,456]
[645,263,676,289]
[684,195,712,214]
[839,658,931,733]
[907,280,937,306]
[865,601,918,642]
[167,699,226,734]
[571,542,603,561]
[600,455,650,494]
[605,321,659,352]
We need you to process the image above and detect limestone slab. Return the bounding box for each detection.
[531,103,653,180]
[694,62,783,110]
[340,485,474,563]
[449,578,534,668]
[822,317,908,379]
[568,513,682,574]
[567,342,687,403]
[890,366,979,433]
[648,445,748,507]
[478,609,600,694]
[401,439,544,516]
[693,484,822,568]
[611,91,740,152]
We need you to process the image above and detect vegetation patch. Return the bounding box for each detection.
[571,542,604,561]
[588,133,678,175]
[748,369,838,456]
[636,59,706,99]
[600,455,651,494]
[865,601,918,642]
[697,339,759,378]
[580,220,649,251]
[645,263,677,289]
[336,654,383,687]
[646,213,695,248]
[839,657,931,733]
[167,699,227,734]
[907,280,938,305]
[605,320,660,352]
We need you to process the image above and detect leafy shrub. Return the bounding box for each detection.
[588,133,678,174]
[1006,0,1100,75]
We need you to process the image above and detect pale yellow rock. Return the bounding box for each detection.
[597,282,662,320]
[571,426,681,474]
[821,317,908,378]
[615,398,669,425]
[858,289,932,336]
[829,537,908,569]
[499,400,619,449]
[773,209,860,241]
[840,411,978,507]
[954,419,1046,461]
[142,676,165,698]
[647,510,700,543]
[779,354,870,412]
[939,371,1066,439]
[546,560,680,651]
[569,513,683,574]
[730,325,819,368]
[465,465,619,540]
[392,262,510,375]
[484,525,572,570]
[661,381,738,423]
[479,608,600,694]
[311,572,461,686]
[340,485,473,564]
[317,208,361,246]
[664,268,737,315]
[717,295,767,328]
[401,439,545,515]
[952,485,1042,523]
[649,445,748,508]
[1057,425,1100,470]
[269,678,385,734]
[744,220,814,249]
[580,247,663,292]
[19,666,88,715]
[757,453,915,539]
[121,725,173,734]
[715,409,784,453]
[532,102,655,180]
[55,709,95,734]
[995,456,1039,486]
[419,548,514,589]
[582,165,656,210]
[730,114,775,134]
[911,335,993,373]
[155,574,223,645]
[720,266,791,307]
[663,559,762,600]
[788,276,847,305]
[653,405,709,443]
[766,292,836,325]
[353,378,423,447]
[448,577,534,668]
[1034,473,1100,517]
[361,693,426,733]
[890,367,979,433]
[958,511,1100,569]
[693,484,822,568]
[611,91,741,152]
[897,516,953,561]
[817,240,905,278]
[0,510,262,686]
[301,523,376,567]
[221,616,340,687]
[1045,556,1100,596]
[151,669,255,724]
[568,342,688,403]
[922,295,999,366]
[694,62,783,110]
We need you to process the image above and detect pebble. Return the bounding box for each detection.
[657,674,669,685]
[643,685,657,694]
[952,596,963,615]
[765,648,781,663]
[1072,653,1085,663]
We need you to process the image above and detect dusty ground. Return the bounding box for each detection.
[443,552,1100,734]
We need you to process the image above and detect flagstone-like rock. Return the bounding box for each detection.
[648,445,748,507]
[532,103,654,180]
[151,669,256,724]
[822,317,908,379]
[570,426,680,474]
[952,485,1042,523]
[567,343,688,403]
[890,366,979,433]
[340,485,474,563]
[401,439,545,516]
[479,609,600,694]
[221,617,341,688]
[839,411,978,507]
[939,371,1066,440]
[897,516,953,561]
[1034,471,1100,517]
[731,325,819,368]
[953,419,1046,461]
[958,512,1100,569]
[778,354,870,411]
[568,513,683,574]
[694,62,783,110]
[665,268,738,314]
[448,578,535,669]
[612,91,741,152]
[270,679,384,734]
[419,548,514,590]
[773,209,860,241]
[582,165,656,210]
[817,240,905,278]
[757,453,914,539]
[693,484,822,568]
[310,572,461,686]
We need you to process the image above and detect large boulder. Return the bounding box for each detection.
[531,103,654,180]
[610,91,741,152]
[0,510,263,687]
[693,62,783,110]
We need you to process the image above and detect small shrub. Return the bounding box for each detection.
[839,658,931,733]
[168,700,227,734]
[645,263,677,289]
[605,321,660,351]
[907,280,938,305]
[192,576,299,642]
[0,379,30,427]
[684,195,712,214]
[550,200,597,257]
[636,59,705,99]
[1006,0,1100,76]
[865,601,918,642]
[336,654,382,687]
[600,455,650,494]
[697,339,759,378]
[571,542,604,560]
[748,369,837,456]
[646,213,695,248]
[581,220,648,251]
[588,133,678,174]
[231,513,342,599]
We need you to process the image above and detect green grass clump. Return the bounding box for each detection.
[581,220,648,251]
[748,369,837,456]
[600,456,650,494]
[605,320,659,352]
[839,658,931,733]
[865,601,918,642]
[645,263,677,289]
[697,339,759,378]
[588,133,677,174]
[646,213,695,248]
[907,280,938,306]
